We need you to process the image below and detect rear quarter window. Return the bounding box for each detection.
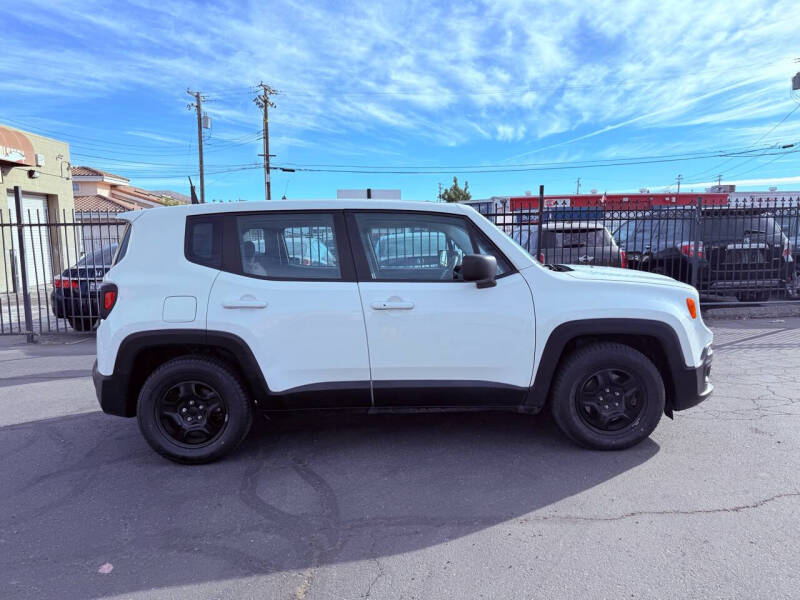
[185,216,223,268]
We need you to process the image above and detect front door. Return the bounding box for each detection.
[206,210,371,408]
[348,210,536,407]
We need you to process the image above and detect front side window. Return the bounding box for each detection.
[353,212,511,281]
[236,213,340,279]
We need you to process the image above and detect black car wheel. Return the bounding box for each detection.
[550,343,665,450]
[67,317,99,332]
[137,357,253,464]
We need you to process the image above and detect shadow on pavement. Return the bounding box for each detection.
[0,410,658,599]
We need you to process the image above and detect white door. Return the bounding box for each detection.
[206,210,371,408]
[7,191,53,289]
[348,211,536,407]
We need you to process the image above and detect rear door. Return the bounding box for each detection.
[206,210,371,407]
[348,210,536,407]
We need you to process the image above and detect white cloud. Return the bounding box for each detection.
[2,0,800,156]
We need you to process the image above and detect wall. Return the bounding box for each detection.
[0,127,76,293]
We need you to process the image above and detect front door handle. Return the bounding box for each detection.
[371,299,415,310]
[222,296,268,309]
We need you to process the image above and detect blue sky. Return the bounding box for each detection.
[2,0,800,201]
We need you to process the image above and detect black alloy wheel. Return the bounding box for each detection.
[137,356,253,464]
[155,381,228,447]
[550,342,665,450]
[575,368,645,432]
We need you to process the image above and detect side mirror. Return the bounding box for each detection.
[461,254,497,288]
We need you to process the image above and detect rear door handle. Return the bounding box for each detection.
[222,297,268,309]
[371,300,415,310]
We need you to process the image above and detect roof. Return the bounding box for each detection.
[74,194,138,212]
[117,199,474,221]
[149,190,191,204]
[71,166,130,182]
[542,221,606,230]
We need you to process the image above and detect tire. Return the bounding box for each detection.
[68,317,99,331]
[550,343,665,450]
[137,356,254,464]
[736,291,770,302]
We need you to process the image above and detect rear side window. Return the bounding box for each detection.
[112,224,130,265]
[186,216,223,268]
[235,212,341,280]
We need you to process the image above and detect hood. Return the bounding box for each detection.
[563,264,691,289]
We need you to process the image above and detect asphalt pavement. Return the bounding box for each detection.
[1,319,799,599]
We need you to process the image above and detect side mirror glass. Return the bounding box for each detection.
[461,254,497,288]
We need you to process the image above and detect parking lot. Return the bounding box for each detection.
[1,318,799,600]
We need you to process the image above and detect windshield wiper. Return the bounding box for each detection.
[544,263,573,271]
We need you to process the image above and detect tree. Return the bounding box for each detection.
[440,176,471,203]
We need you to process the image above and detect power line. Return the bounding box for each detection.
[269,145,798,175]
[685,102,800,181]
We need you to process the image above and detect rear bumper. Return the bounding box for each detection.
[671,346,713,411]
[52,291,101,319]
[92,360,132,417]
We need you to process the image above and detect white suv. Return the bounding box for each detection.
[93,200,713,463]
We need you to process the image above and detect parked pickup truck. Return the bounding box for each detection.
[92,200,713,463]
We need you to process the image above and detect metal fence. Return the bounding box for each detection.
[1,191,126,338]
[479,195,800,303]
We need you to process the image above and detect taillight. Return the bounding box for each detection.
[99,284,118,319]
[54,277,78,289]
[620,250,628,268]
[538,253,545,263]
[679,241,704,258]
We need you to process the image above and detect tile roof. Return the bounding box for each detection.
[74,194,138,212]
[71,166,130,181]
[149,190,191,204]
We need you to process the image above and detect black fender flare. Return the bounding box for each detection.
[104,329,268,417]
[525,318,688,415]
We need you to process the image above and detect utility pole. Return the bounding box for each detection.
[576,177,581,195]
[717,174,722,187]
[187,89,207,203]
[438,182,443,202]
[676,174,683,196]
[254,82,278,200]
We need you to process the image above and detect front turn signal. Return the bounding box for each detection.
[686,297,697,319]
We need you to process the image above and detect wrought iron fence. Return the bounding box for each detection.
[2,193,798,339]
[477,196,800,303]
[0,203,126,338]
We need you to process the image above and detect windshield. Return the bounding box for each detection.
[76,244,117,268]
[545,228,611,248]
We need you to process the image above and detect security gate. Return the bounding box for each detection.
[1,187,126,337]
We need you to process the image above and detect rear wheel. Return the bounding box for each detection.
[550,343,664,450]
[137,357,254,464]
[68,317,99,331]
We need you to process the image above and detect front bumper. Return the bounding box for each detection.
[670,346,713,412]
[92,360,133,417]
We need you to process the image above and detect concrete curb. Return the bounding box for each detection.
[702,302,800,321]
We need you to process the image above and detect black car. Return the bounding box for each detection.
[614,209,794,301]
[51,244,117,331]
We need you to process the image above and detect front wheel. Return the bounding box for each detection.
[137,357,254,464]
[550,343,665,450]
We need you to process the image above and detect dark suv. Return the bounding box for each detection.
[52,244,118,331]
[512,221,626,267]
[614,210,794,300]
